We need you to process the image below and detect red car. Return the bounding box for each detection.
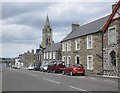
[62,64,85,76]
[47,61,65,73]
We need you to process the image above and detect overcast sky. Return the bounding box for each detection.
[1,0,118,58]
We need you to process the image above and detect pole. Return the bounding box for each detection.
[101,32,104,75]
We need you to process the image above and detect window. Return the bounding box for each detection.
[49,52,52,59]
[87,35,92,49]
[62,42,67,51]
[46,52,49,59]
[75,38,80,50]
[108,27,116,45]
[67,56,71,64]
[67,40,71,51]
[75,55,80,64]
[110,50,116,66]
[62,56,66,64]
[53,51,56,59]
[87,55,93,70]
[44,53,46,59]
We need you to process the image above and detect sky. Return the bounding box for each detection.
[1,0,118,58]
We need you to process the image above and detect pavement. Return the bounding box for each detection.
[2,68,119,92]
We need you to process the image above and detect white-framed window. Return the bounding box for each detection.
[62,56,66,64]
[53,51,56,59]
[87,35,92,49]
[62,42,65,51]
[108,26,116,45]
[87,55,93,70]
[67,56,71,64]
[49,52,52,59]
[62,42,67,51]
[75,55,80,64]
[67,40,71,51]
[46,52,49,59]
[44,52,46,59]
[75,38,80,50]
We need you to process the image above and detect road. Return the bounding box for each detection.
[2,68,119,92]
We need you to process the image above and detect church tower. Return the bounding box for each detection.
[41,15,53,48]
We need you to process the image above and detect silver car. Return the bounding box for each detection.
[40,64,48,72]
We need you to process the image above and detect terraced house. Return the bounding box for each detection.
[61,15,110,75]
[102,1,120,76]
[61,3,120,75]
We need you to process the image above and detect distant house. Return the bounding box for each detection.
[34,48,43,66]
[43,42,61,64]
[102,1,120,76]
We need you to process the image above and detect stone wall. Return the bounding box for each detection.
[103,19,120,76]
[62,32,103,74]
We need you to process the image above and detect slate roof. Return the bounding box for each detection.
[62,15,110,41]
[44,43,61,52]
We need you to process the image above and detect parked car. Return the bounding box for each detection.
[34,65,41,71]
[27,65,34,70]
[62,64,85,76]
[40,64,48,72]
[47,60,65,73]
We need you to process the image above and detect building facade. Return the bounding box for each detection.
[102,2,120,76]
[61,16,109,75]
[19,49,35,67]
[34,48,43,66]
[43,43,61,64]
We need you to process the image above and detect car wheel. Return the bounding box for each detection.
[62,71,65,75]
[81,73,85,76]
[52,70,55,73]
[47,70,50,73]
[70,71,73,76]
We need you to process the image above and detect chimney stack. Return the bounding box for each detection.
[72,23,80,31]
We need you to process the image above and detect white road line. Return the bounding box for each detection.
[104,80,115,83]
[42,78,60,84]
[69,86,86,91]
[90,77,95,80]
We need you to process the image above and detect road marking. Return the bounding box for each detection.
[42,78,60,84]
[70,86,86,91]
[29,74,38,78]
[90,77,95,80]
[104,80,115,83]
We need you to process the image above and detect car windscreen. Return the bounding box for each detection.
[43,65,48,67]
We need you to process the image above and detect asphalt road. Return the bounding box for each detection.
[2,68,119,92]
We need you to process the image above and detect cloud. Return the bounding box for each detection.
[1,2,116,58]
[2,43,37,58]
[2,23,41,44]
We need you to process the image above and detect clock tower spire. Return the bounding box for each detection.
[41,15,53,48]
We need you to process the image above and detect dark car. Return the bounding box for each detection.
[47,61,65,73]
[34,65,41,71]
[62,64,85,76]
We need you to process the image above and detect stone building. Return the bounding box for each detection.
[19,49,34,67]
[102,1,120,76]
[61,15,110,75]
[34,48,43,66]
[43,42,61,64]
